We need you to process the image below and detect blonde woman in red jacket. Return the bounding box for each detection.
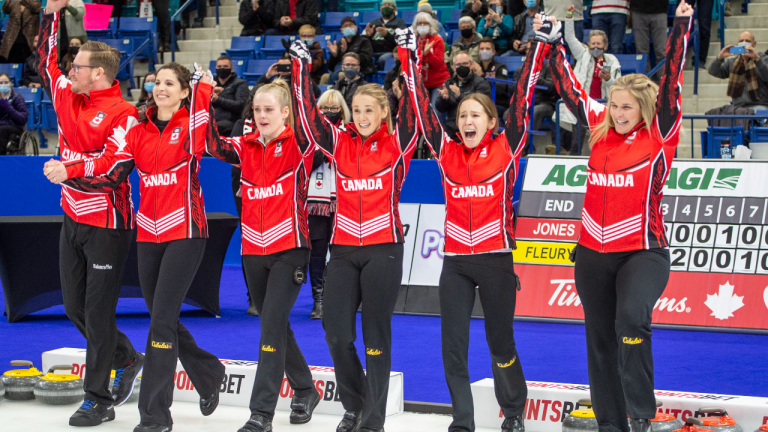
[412,11,450,107]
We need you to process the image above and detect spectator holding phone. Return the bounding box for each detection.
[448,16,483,64]
[239,0,275,36]
[708,31,768,112]
[477,0,513,53]
[21,35,43,87]
[365,1,407,70]
[257,56,322,97]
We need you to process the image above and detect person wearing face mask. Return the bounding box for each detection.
[213,55,250,137]
[436,51,492,142]
[448,16,483,64]
[557,8,621,155]
[50,64,227,432]
[291,39,419,432]
[239,0,275,36]
[476,37,510,114]
[297,24,327,84]
[60,37,83,76]
[477,0,514,53]
[398,25,550,432]
[328,16,375,85]
[504,0,544,56]
[306,89,348,319]
[208,76,322,432]
[364,0,407,71]
[257,55,322,98]
[332,52,367,110]
[417,2,448,40]
[136,72,157,111]
[537,4,694,432]
[0,73,29,155]
[22,35,43,87]
[412,11,451,108]
[709,31,768,113]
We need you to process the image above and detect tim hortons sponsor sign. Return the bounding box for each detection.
[471,379,768,431]
[42,348,404,416]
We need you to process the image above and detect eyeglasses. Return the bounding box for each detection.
[320,106,341,113]
[341,64,360,68]
[71,64,98,74]
[454,62,470,67]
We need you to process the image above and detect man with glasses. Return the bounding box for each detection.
[435,51,492,141]
[332,52,366,109]
[37,0,143,426]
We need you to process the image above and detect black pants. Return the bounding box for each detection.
[323,243,404,429]
[0,125,23,155]
[243,249,315,419]
[137,239,225,426]
[440,254,527,432]
[152,0,171,45]
[689,0,713,64]
[59,215,137,406]
[309,215,332,302]
[574,245,670,432]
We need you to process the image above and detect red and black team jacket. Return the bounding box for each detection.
[207,119,315,256]
[38,11,138,230]
[61,82,213,243]
[549,16,692,252]
[292,48,419,246]
[403,42,550,254]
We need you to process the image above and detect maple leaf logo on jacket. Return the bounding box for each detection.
[704,282,745,320]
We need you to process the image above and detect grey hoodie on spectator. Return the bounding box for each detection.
[708,53,768,108]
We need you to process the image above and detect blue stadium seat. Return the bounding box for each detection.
[115,17,157,65]
[318,84,330,94]
[448,29,461,45]
[226,36,264,62]
[613,54,647,75]
[242,59,275,85]
[376,56,396,85]
[322,12,360,34]
[444,8,463,32]
[362,11,384,25]
[341,0,380,12]
[86,17,118,40]
[41,93,58,134]
[261,35,296,59]
[14,87,42,130]
[751,127,768,143]
[702,126,745,158]
[0,63,23,86]
[495,57,525,74]
[622,29,635,54]
[583,5,591,29]
[102,39,134,85]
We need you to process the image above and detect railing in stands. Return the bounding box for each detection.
[719,0,727,50]
[117,39,151,74]
[171,0,220,63]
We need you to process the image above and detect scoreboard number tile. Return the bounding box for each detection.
[670,223,693,247]
[734,249,758,274]
[696,197,720,223]
[718,197,743,224]
[756,251,768,275]
[737,225,761,249]
[714,224,740,248]
[692,224,716,248]
[710,248,736,273]
[688,248,713,272]
[669,247,690,271]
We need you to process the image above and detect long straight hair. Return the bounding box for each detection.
[590,74,659,147]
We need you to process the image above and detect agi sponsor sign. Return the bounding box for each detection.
[471,379,768,431]
[512,156,768,330]
[42,348,404,416]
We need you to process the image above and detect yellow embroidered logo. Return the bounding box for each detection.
[622,337,644,345]
[152,341,172,349]
[261,345,276,352]
[366,348,383,355]
[497,357,517,368]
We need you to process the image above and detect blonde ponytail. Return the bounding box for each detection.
[255,78,294,129]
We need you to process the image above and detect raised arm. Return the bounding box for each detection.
[63,159,136,194]
[503,41,550,156]
[547,40,605,129]
[207,108,244,166]
[656,9,693,147]
[188,70,215,156]
[563,17,587,61]
[37,8,68,107]
[397,28,451,159]
[393,46,420,156]
[290,41,339,159]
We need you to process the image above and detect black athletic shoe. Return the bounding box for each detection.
[112,352,145,406]
[238,414,273,432]
[69,400,115,427]
[289,389,321,424]
[630,418,652,432]
[502,415,525,432]
[360,428,385,432]
[337,411,363,432]
[133,423,172,432]
[200,391,220,416]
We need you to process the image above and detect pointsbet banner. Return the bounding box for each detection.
[512,156,768,331]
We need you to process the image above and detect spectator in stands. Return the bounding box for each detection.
[630,0,668,77]
[0,73,29,155]
[709,31,768,112]
[436,51,492,141]
[135,72,156,119]
[417,2,447,40]
[62,0,87,45]
[332,52,367,109]
[558,10,621,155]
[507,52,557,155]
[461,0,488,26]
[269,0,320,35]
[21,35,42,87]
[182,0,207,29]
[473,37,510,113]
[364,0,407,71]
[0,0,41,64]
[413,11,451,107]
[387,69,403,120]
[448,17,483,64]
[298,24,327,84]
[591,0,629,55]
[257,55,322,97]
[213,55,250,137]
[477,0,514,54]
[328,16,374,84]
[544,0,583,46]
[152,0,171,52]
[504,0,543,56]
[60,37,84,76]
[687,0,713,69]
[239,0,275,36]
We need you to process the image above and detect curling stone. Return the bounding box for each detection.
[563,399,599,432]
[754,424,768,432]
[34,365,85,405]
[652,400,684,432]
[0,377,4,399]
[674,417,716,432]
[2,360,43,400]
[108,370,141,403]
[697,407,743,432]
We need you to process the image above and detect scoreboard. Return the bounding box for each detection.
[510,156,768,331]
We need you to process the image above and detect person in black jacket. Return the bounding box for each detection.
[239,0,275,37]
[505,58,557,155]
[213,55,250,137]
[435,51,492,142]
[328,16,374,84]
[22,35,43,87]
[363,0,407,70]
[332,53,367,109]
[268,0,320,35]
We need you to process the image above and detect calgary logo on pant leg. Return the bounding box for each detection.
[366,348,383,355]
[152,341,172,349]
[262,345,276,352]
[622,337,643,345]
[496,356,517,368]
